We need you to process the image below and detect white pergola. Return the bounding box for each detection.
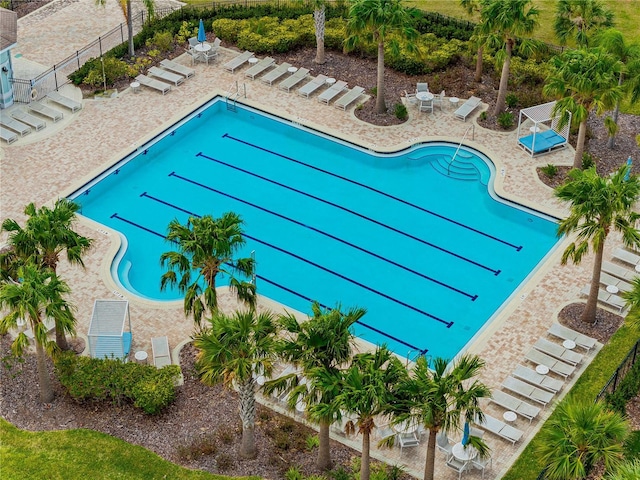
[87,300,132,360]
[517,101,571,157]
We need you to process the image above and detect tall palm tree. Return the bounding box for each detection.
[554,0,614,48]
[1,199,92,350]
[263,301,365,470]
[621,278,640,330]
[543,48,623,169]
[595,28,640,148]
[337,347,407,480]
[193,309,277,458]
[460,0,487,83]
[555,165,640,324]
[535,400,629,480]
[479,0,540,116]
[311,0,328,64]
[160,213,256,328]
[95,0,155,57]
[0,263,76,403]
[345,0,417,114]
[395,355,491,480]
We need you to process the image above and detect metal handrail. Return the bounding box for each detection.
[447,124,475,176]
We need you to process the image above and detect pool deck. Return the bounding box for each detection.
[0,1,628,478]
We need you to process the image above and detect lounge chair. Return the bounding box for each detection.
[473,414,523,444]
[600,271,633,293]
[602,260,638,282]
[46,91,82,112]
[490,390,541,423]
[24,317,55,339]
[0,126,18,144]
[28,102,64,122]
[612,247,640,266]
[244,56,275,80]
[454,96,482,121]
[297,74,328,98]
[334,86,365,111]
[580,284,627,313]
[547,323,597,351]
[318,80,348,104]
[260,62,292,86]
[151,336,171,368]
[279,67,310,92]
[11,110,46,131]
[0,117,31,136]
[223,51,255,73]
[512,364,564,393]
[525,348,576,379]
[534,337,583,366]
[159,59,195,79]
[148,66,185,86]
[501,376,555,407]
[135,74,171,95]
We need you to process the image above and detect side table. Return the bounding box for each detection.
[130,81,140,94]
[134,350,148,364]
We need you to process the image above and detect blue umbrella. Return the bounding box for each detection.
[625,156,633,181]
[461,421,470,446]
[197,19,206,44]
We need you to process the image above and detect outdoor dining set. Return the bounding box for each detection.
[404,82,483,121]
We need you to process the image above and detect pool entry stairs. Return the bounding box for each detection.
[429,153,484,183]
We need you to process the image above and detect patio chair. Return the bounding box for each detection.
[183,48,198,66]
[0,126,18,144]
[159,59,195,79]
[297,74,328,98]
[512,364,564,393]
[260,62,292,86]
[473,414,523,444]
[436,431,453,460]
[416,82,429,93]
[445,457,472,480]
[151,335,172,368]
[533,337,584,366]
[334,86,365,111]
[24,317,55,340]
[612,247,640,266]
[454,96,482,121]
[547,323,597,351]
[279,67,310,92]
[244,56,275,80]
[376,423,396,443]
[135,74,171,95]
[397,431,420,450]
[11,110,46,131]
[148,66,185,86]
[46,91,82,112]
[471,455,493,479]
[28,101,64,122]
[0,117,31,136]
[580,284,627,313]
[489,390,541,423]
[419,96,434,113]
[501,376,555,407]
[524,348,576,379]
[188,37,199,49]
[602,260,637,282]
[223,50,255,73]
[318,80,348,104]
[204,48,219,63]
[404,90,418,107]
[432,90,446,110]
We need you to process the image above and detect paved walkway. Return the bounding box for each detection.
[0,2,625,479]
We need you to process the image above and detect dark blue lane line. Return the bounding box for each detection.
[222,133,522,252]
[196,152,500,276]
[117,201,454,328]
[157,176,477,301]
[108,212,435,350]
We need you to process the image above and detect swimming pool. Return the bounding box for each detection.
[70,98,561,361]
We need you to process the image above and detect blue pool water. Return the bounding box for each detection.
[70,99,560,361]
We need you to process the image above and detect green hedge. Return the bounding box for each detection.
[606,356,640,415]
[54,352,181,415]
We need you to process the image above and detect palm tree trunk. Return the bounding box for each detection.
[361,431,371,480]
[423,428,437,480]
[607,76,623,148]
[314,6,326,64]
[574,119,588,169]
[474,45,483,83]
[55,319,69,350]
[493,41,512,116]
[375,41,386,114]
[317,421,332,470]
[127,0,134,57]
[35,341,54,403]
[580,240,605,324]
[238,380,257,458]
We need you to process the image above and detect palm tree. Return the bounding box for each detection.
[479,0,539,116]
[1,199,92,350]
[543,48,623,169]
[535,400,629,480]
[605,459,640,480]
[263,301,365,470]
[193,309,277,458]
[337,346,407,480]
[554,0,614,48]
[460,0,487,83]
[621,278,640,330]
[311,0,328,64]
[595,29,640,148]
[0,263,76,403]
[345,0,417,114]
[159,213,256,328]
[95,0,155,57]
[555,165,640,324]
[395,355,491,480]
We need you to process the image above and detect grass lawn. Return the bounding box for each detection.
[0,418,252,480]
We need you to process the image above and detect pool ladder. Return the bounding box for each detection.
[225,81,246,112]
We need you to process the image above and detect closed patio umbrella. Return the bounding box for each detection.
[625,156,633,181]
[461,421,470,446]
[197,19,206,45]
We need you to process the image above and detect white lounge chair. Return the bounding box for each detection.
[612,247,640,266]
[0,126,18,144]
[148,66,185,86]
[454,96,482,121]
[334,86,365,110]
[28,101,63,122]
[223,51,255,73]
[260,62,292,86]
[151,336,171,368]
[580,284,627,313]
[318,80,347,104]
[0,117,31,136]
[135,74,171,95]
[159,59,195,79]
[547,323,597,351]
[244,57,275,80]
[473,414,523,444]
[490,390,541,423]
[297,74,328,98]
[602,260,638,282]
[525,348,576,379]
[11,110,46,131]
[534,338,584,366]
[279,67,310,92]
[600,271,633,293]
[46,91,82,112]
[501,376,555,406]
[512,364,564,394]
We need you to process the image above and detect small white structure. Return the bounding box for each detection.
[88,300,132,360]
[517,101,571,157]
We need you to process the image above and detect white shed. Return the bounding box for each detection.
[87,300,132,360]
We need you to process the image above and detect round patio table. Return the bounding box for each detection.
[452,442,477,461]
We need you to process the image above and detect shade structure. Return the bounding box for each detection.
[516,101,571,157]
[87,299,132,360]
[197,19,206,43]
[461,421,470,446]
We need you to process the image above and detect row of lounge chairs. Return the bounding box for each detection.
[135,59,196,95]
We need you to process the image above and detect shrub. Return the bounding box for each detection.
[176,434,218,461]
[540,163,558,178]
[479,111,488,121]
[582,152,596,169]
[497,111,514,129]
[215,453,234,471]
[305,434,320,451]
[285,466,304,480]
[145,30,173,52]
[394,103,408,120]
[175,20,198,44]
[68,56,129,88]
[329,466,352,480]
[505,93,518,108]
[606,360,640,415]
